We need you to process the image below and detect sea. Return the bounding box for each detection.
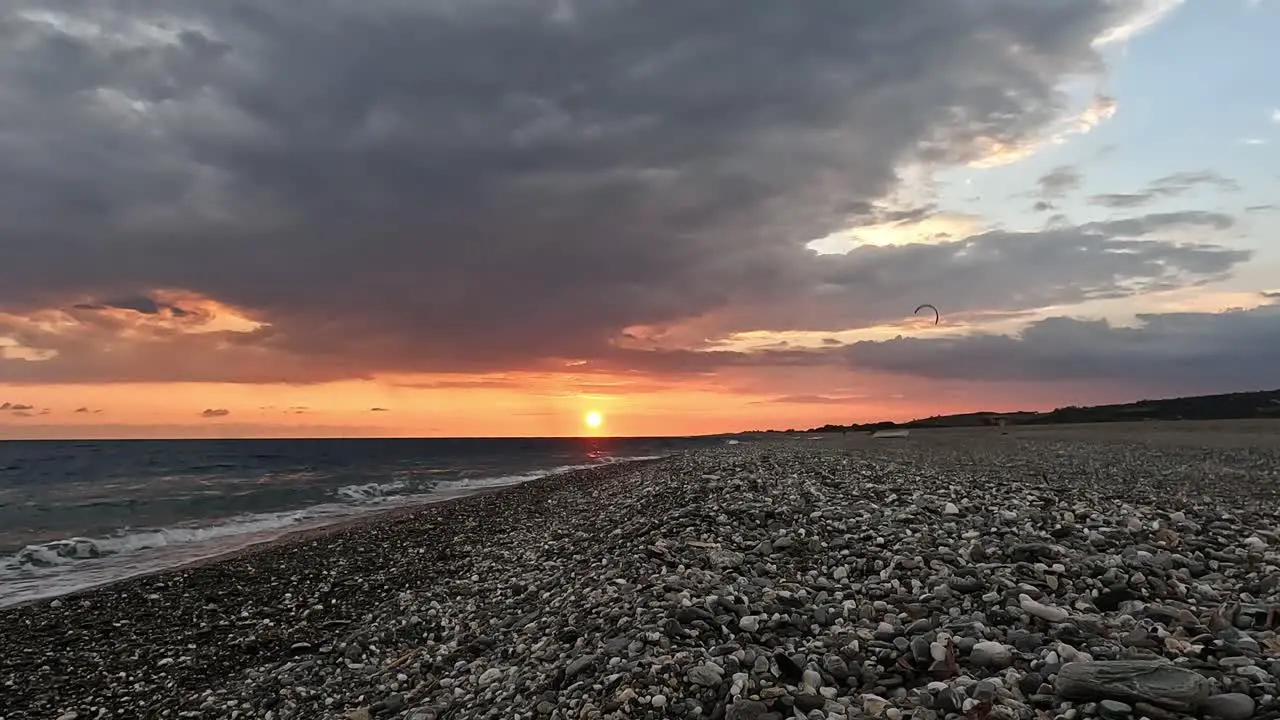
[0,436,723,608]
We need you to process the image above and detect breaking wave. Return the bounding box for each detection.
[1,455,663,608]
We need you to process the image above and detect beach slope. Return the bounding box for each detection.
[3,433,1279,719]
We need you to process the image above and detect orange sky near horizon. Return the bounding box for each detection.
[0,372,1142,440]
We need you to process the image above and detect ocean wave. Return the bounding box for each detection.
[10,508,339,569]
[0,453,666,607]
[333,456,663,499]
[334,480,410,501]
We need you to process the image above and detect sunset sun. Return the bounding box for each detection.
[584,410,604,430]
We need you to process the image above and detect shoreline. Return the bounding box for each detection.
[4,436,1279,720]
[1,455,671,612]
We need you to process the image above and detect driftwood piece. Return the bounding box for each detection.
[1055,660,1212,711]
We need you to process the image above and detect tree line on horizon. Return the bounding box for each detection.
[751,388,1280,434]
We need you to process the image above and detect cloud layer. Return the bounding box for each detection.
[2,0,1259,396]
[1088,171,1240,209]
[839,301,1280,395]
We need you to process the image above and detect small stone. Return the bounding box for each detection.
[478,667,504,687]
[1020,672,1044,696]
[565,655,595,680]
[374,694,405,715]
[970,641,1013,669]
[1133,702,1175,720]
[726,699,768,720]
[911,637,932,662]
[651,694,667,708]
[794,695,826,713]
[1099,699,1132,718]
[710,550,745,568]
[739,616,760,633]
[1020,594,1069,623]
[973,680,998,702]
[775,652,805,684]
[943,502,960,515]
[753,655,770,674]
[862,694,890,717]
[688,664,725,687]
[936,689,961,713]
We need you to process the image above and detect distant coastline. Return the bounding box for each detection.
[757,388,1280,434]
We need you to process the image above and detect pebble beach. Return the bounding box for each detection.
[3,423,1279,720]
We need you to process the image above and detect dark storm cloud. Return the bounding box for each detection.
[703,215,1248,334]
[594,299,1280,395]
[837,302,1280,393]
[200,408,230,418]
[0,211,1251,383]
[1,402,35,411]
[0,0,1209,381]
[1089,171,1240,208]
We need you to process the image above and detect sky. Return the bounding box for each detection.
[1,0,1278,439]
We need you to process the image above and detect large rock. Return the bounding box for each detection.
[1199,693,1256,720]
[1055,661,1212,712]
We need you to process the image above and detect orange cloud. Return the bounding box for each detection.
[968,93,1118,169]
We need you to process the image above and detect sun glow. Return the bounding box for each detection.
[584,410,603,429]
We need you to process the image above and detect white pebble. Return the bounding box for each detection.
[1020,594,1069,622]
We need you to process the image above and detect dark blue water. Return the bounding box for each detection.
[0,436,721,606]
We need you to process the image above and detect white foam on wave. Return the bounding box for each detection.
[0,454,664,608]
[334,480,409,501]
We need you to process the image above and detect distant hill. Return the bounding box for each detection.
[803,389,1280,433]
